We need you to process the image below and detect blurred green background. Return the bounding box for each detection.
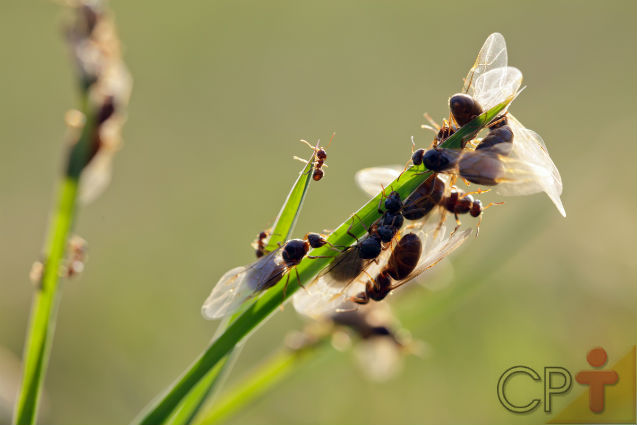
[1,1,635,424]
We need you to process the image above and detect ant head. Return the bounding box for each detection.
[470,199,482,217]
[306,232,326,249]
[412,148,425,166]
[384,191,402,213]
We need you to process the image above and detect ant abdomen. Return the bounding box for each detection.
[449,93,483,126]
[476,125,514,155]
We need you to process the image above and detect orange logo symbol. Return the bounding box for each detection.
[575,347,619,413]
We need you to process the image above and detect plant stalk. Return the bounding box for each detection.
[13,177,79,425]
[133,99,511,425]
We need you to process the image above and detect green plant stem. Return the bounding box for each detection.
[133,99,511,425]
[14,87,97,425]
[194,199,551,425]
[165,155,318,425]
[13,177,79,425]
[264,151,316,253]
[166,358,231,425]
[196,342,330,425]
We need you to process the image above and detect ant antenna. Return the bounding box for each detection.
[421,124,437,133]
[326,132,336,149]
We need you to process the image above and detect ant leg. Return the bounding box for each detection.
[347,214,375,243]
[434,209,447,238]
[346,215,364,242]
[483,201,505,210]
[455,212,461,226]
[294,267,303,289]
[326,244,348,253]
[421,124,437,134]
[461,177,472,187]
[475,214,483,238]
[294,155,315,177]
[450,213,461,237]
[377,185,389,214]
[360,269,380,291]
[299,139,317,151]
[281,273,291,306]
[473,202,503,238]
[397,159,412,181]
[461,188,491,198]
[423,112,440,131]
[448,109,459,130]
[488,114,508,128]
[397,137,418,181]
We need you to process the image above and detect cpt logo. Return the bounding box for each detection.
[497,346,635,423]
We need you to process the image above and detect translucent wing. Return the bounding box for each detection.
[391,225,472,291]
[470,66,523,112]
[202,250,284,319]
[461,33,522,113]
[293,239,393,319]
[495,115,565,216]
[354,166,402,197]
[463,33,508,94]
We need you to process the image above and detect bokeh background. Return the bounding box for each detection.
[1,1,635,424]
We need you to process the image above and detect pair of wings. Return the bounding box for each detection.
[455,33,565,216]
[292,219,471,319]
[293,171,471,319]
[201,249,285,319]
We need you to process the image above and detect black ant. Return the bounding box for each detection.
[401,174,502,235]
[352,232,422,304]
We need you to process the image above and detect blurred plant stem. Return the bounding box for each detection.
[14,2,131,423]
[13,176,81,425]
[133,99,512,425]
[14,90,98,424]
[195,341,331,425]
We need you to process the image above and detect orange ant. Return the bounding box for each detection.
[294,133,335,181]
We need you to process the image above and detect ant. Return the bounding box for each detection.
[294,133,335,181]
[352,232,421,304]
[254,230,269,258]
[401,174,502,235]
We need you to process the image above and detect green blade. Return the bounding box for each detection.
[163,148,318,425]
[133,98,511,425]
[264,149,317,252]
